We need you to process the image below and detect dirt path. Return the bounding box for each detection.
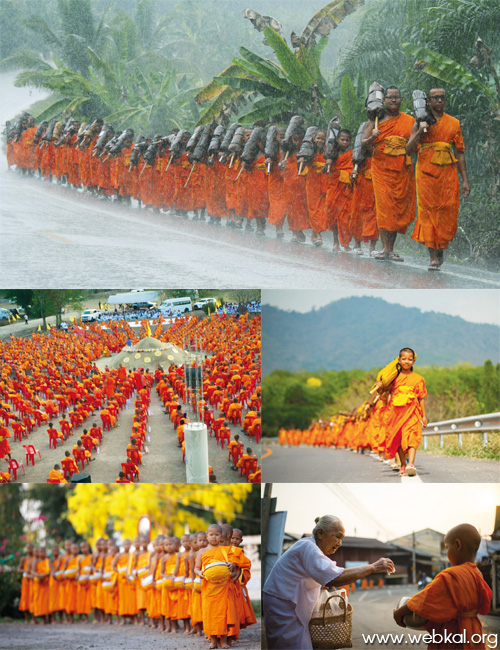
[6,385,254,484]
[0,619,261,650]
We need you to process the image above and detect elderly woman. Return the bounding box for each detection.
[263,515,395,650]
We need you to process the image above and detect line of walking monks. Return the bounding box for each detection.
[0,313,261,483]
[7,86,468,267]
[278,348,427,477]
[18,523,256,648]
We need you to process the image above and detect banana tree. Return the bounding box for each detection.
[195,0,364,126]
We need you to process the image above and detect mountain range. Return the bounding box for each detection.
[262,297,499,375]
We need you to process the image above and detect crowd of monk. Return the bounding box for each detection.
[7,85,468,268]
[17,523,256,648]
[0,312,261,483]
[278,349,427,477]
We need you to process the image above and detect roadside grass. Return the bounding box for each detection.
[421,431,500,460]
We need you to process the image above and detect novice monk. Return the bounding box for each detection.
[195,525,234,649]
[49,464,67,483]
[376,348,427,477]
[394,523,492,649]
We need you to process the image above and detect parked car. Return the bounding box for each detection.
[131,301,156,310]
[0,308,11,323]
[81,309,101,322]
[193,298,217,310]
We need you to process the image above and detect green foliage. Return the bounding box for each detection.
[0,485,24,617]
[262,362,500,438]
[339,74,365,130]
[4,290,84,326]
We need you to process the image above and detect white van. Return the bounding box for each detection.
[159,297,192,314]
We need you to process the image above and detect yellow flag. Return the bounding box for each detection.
[16,314,21,320]
[46,323,51,330]
[223,305,226,314]
[37,325,41,332]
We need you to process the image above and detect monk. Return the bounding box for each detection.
[33,547,51,624]
[61,450,79,479]
[243,133,269,235]
[49,464,67,483]
[280,127,309,242]
[394,524,492,649]
[112,538,135,625]
[325,130,354,251]
[265,127,287,238]
[195,524,235,649]
[173,534,192,634]
[18,543,35,623]
[301,130,327,246]
[76,541,93,621]
[49,545,64,622]
[406,88,470,270]
[63,542,81,622]
[363,86,416,261]
[132,537,150,626]
[376,348,427,477]
[349,155,378,255]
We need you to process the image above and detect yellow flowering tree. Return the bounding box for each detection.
[67,484,254,545]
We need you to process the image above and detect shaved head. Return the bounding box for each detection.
[446,523,481,553]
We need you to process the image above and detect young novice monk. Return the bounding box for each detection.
[376,347,427,477]
[394,523,492,649]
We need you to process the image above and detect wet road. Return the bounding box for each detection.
[261,444,500,483]
[1,167,499,289]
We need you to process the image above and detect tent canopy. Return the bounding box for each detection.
[107,291,159,305]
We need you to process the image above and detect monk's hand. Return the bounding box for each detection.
[278,159,288,170]
[374,381,383,392]
[418,121,428,134]
[371,558,395,574]
[371,128,380,140]
[462,181,470,199]
[422,417,428,428]
[393,607,407,628]
[264,157,273,166]
[350,170,358,181]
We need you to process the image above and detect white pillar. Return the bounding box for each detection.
[185,422,209,483]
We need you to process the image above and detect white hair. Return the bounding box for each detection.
[312,515,343,537]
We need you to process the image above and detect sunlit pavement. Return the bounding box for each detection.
[261,445,500,483]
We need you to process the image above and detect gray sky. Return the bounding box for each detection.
[265,483,500,541]
[262,289,500,326]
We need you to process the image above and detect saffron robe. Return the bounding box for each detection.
[407,563,492,649]
[411,113,465,250]
[385,372,427,458]
[371,112,416,233]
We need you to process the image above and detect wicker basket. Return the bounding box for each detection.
[309,593,353,649]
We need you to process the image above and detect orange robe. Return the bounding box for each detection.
[325,150,353,246]
[407,563,492,649]
[411,113,465,250]
[161,554,178,619]
[350,158,378,242]
[49,556,63,613]
[305,154,327,233]
[173,154,195,212]
[371,112,416,233]
[201,546,236,637]
[77,554,93,614]
[103,555,117,615]
[385,372,427,458]
[267,156,286,228]
[19,557,32,612]
[282,154,309,231]
[247,156,269,220]
[135,551,150,611]
[49,469,67,482]
[34,559,50,617]
[65,555,79,613]
[176,552,191,620]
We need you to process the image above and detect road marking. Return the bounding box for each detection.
[358,592,368,602]
[262,447,272,459]
[40,231,75,244]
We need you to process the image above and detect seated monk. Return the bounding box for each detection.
[49,464,67,483]
[61,451,79,477]
[115,471,131,483]
[126,438,142,466]
[0,471,11,483]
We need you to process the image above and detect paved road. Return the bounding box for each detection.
[261,445,500,483]
[2,168,499,289]
[348,584,499,649]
